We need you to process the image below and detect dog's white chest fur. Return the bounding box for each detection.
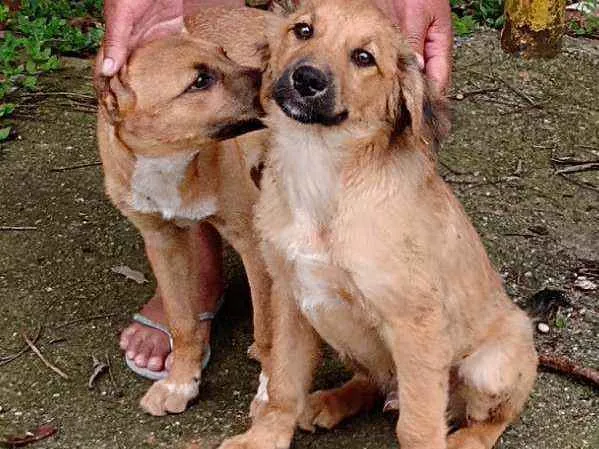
[130,153,217,221]
[269,129,390,374]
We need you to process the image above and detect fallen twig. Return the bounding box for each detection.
[88,355,108,389]
[493,75,540,107]
[449,87,500,100]
[105,351,122,396]
[539,354,599,388]
[0,326,41,366]
[50,161,101,172]
[0,226,37,231]
[22,332,69,380]
[555,162,599,174]
[439,161,474,176]
[558,173,599,193]
[54,312,119,330]
[18,91,95,101]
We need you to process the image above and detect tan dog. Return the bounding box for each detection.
[219,1,537,449]
[96,7,272,416]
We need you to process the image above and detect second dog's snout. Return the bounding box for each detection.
[292,66,328,97]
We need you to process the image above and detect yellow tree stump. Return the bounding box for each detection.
[501,0,566,58]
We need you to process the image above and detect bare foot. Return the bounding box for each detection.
[120,223,224,375]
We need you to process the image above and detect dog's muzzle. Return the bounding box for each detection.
[273,63,347,126]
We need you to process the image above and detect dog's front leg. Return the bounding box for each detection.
[219,279,321,449]
[237,243,272,366]
[383,313,451,449]
[130,215,207,416]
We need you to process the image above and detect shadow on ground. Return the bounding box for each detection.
[0,31,598,449]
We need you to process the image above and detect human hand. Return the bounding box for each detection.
[100,0,245,77]
[375,0,453,92]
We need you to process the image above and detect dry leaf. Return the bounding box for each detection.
[1,425,57,447]
[110,265,148,284]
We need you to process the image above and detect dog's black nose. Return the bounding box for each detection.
[292,65,328,97]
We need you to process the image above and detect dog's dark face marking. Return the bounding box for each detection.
[101,35,266,154]
[263,0,448,143]
[273,62,347,126]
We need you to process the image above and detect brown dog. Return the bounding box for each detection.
[219,1,537,449]
[96,7,272,416]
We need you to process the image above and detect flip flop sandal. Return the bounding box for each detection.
[125,296,225,381]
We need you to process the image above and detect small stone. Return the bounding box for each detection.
[524,271,533,278]
[455,92,465,100]
[574,277,597,291]
[537,322,550,333]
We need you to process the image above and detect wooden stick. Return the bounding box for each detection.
[0,226,37,231]
[54,312,119,330]
[555,162,599,174]
[50,161,101,172]
[0,326,41,366]
[22,332,69,380]
[539,354,599,387]
[18,91,96,101]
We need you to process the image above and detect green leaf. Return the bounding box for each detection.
[25,59,37,74]
[0,103,15,117]
[23,75,38,90]
[0,126,11,141]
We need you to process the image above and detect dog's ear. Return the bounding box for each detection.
[94,49,136,125]
[391,50,450,150]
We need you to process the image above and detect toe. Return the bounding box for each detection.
[126,334,143,361]
[147,345,166,371]
[120,325,138,350]
[165,352,174,371]
[134,339,154,368]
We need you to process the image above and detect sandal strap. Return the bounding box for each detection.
[132,313,174,351]
[199,295,225,321]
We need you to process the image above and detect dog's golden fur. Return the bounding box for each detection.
[95,7,272,416]
[219,1,537,449]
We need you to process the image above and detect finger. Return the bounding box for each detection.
[397,4,429,64]
[101,2,135,76]
[423,17,453,93]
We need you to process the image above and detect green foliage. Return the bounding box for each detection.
[451,0,505,32]
[453,13,477,37]
[568,14,599,38]
[555,313,567,329]
[0,0,104,141]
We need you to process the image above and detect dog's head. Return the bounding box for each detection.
[262,0,448,146]
[96,34,265,156]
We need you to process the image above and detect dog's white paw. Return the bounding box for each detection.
[140,378,199,416]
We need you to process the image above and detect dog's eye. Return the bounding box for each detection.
[351,49,376,68]
[293,22,313,40]
[192,72,215,91]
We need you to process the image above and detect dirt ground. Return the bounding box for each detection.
[0,30,598,449]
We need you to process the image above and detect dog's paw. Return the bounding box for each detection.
[140,378,199,416]
[298,390,346,432]
[218,429,288,449]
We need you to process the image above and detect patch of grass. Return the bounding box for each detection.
[453,13,477,37]
[568,13,599,38]
[451,0,505,37]
[0,1,104,141]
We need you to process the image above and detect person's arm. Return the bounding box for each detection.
[101,0,245,76]
[375,0,453,92]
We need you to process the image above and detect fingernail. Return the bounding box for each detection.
[415,53,425,70]
[101,58,115,76]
